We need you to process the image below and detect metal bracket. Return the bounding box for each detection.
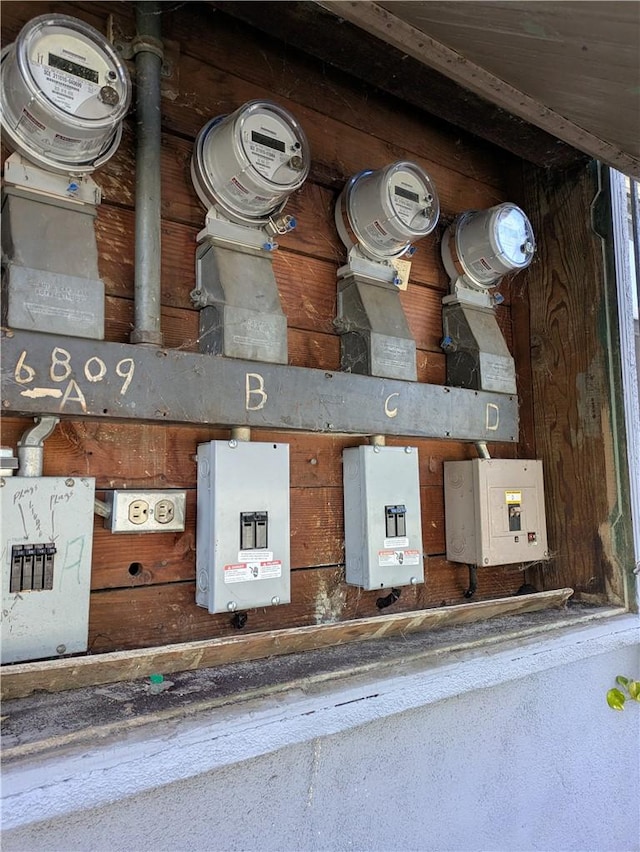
[109,26,180,98]
[336,262,417,382]
[441,300,516,395]
[191,224,288,363]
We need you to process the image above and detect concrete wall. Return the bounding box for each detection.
[3,616,638,852]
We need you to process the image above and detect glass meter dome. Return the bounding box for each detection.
[0,14,131,174]
[190,100,310,226]
[335,161,440,260]
[442,203,536,290]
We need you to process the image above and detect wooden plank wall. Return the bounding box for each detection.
[510,162,629,606]
[1,1,534,654]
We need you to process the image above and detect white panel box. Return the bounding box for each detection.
[196,441,290,613]
[1,476,95,664]
[343,445,424,590]
[444,458,549,566]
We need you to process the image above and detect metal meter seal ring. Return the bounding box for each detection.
[190,99,310,226]
[335,161,440,260]
[0,14,131,174]
[442,203,536,290]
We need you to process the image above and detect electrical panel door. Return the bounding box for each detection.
[195,441,290,613]
[1,476,95,664]
[444,458,548,566]
[343,445,423,590]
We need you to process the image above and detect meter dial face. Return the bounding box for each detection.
[240,109,306,187]
[23,22,128,121]
[388,167,437,234]
[495,205,535,267]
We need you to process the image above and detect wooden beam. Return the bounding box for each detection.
[1,589,573,700]
[315,1,640,178]
[0,330,519,442]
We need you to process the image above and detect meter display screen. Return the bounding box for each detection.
[394,186,420,203]
[251,131,286,153]
[25,27,125,119]
[496,206,533,266]
[48,52,99,83]
[389,168,433,230]
[241,110,303,185]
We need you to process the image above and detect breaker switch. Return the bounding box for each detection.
[10,543,56,593]
[385,505,407,538]
[240,512,268,550]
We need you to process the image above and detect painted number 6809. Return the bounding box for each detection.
[14,347,135,412]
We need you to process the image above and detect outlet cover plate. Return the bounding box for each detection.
[104,490,187,533]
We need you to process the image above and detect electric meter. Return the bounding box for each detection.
[335,161,440,260]
[442,203,535,290]
[190,100,310,226]
[0,14,131,174]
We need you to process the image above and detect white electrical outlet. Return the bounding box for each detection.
[105,490,187,533]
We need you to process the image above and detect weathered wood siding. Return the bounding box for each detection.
[2,1,534,653]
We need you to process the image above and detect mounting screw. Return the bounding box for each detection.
[65,478,74,487]
[228,439,238,449]
[404,447,412,454]
[410,576,418,585]
[227,601,237,612]
[271,596,281,605]
[56,644,66,655]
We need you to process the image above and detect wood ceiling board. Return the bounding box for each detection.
[317,1,640,177]
[208,0,588,171]
[380,1,640,160]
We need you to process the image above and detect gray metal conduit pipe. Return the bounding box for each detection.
[130,1,164,346]
[17,417,60,477]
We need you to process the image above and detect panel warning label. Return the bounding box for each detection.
[377,549,421,567]
[224,560,282,584]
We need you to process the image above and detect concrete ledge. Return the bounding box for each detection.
[1,608,638,831]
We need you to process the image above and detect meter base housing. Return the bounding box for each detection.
[336,268,417,381]
[194,238,287,364]
[343,445,424,590]
[444,458,549,567]
[1,476,95,664]
[1,187,105,339]
[195,441,290,614]
[442,300,516,395]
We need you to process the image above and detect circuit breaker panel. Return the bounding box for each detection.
[195,441,290,613]
[444,459,549,566]
[1,476,95,664]
[343,445,423,589]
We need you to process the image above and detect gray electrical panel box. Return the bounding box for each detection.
[1,476,95,664]
[195,440,290,613]
[343,445,423,590]
[444,458,549,566]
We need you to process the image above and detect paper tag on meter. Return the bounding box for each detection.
[391,258,412,291]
